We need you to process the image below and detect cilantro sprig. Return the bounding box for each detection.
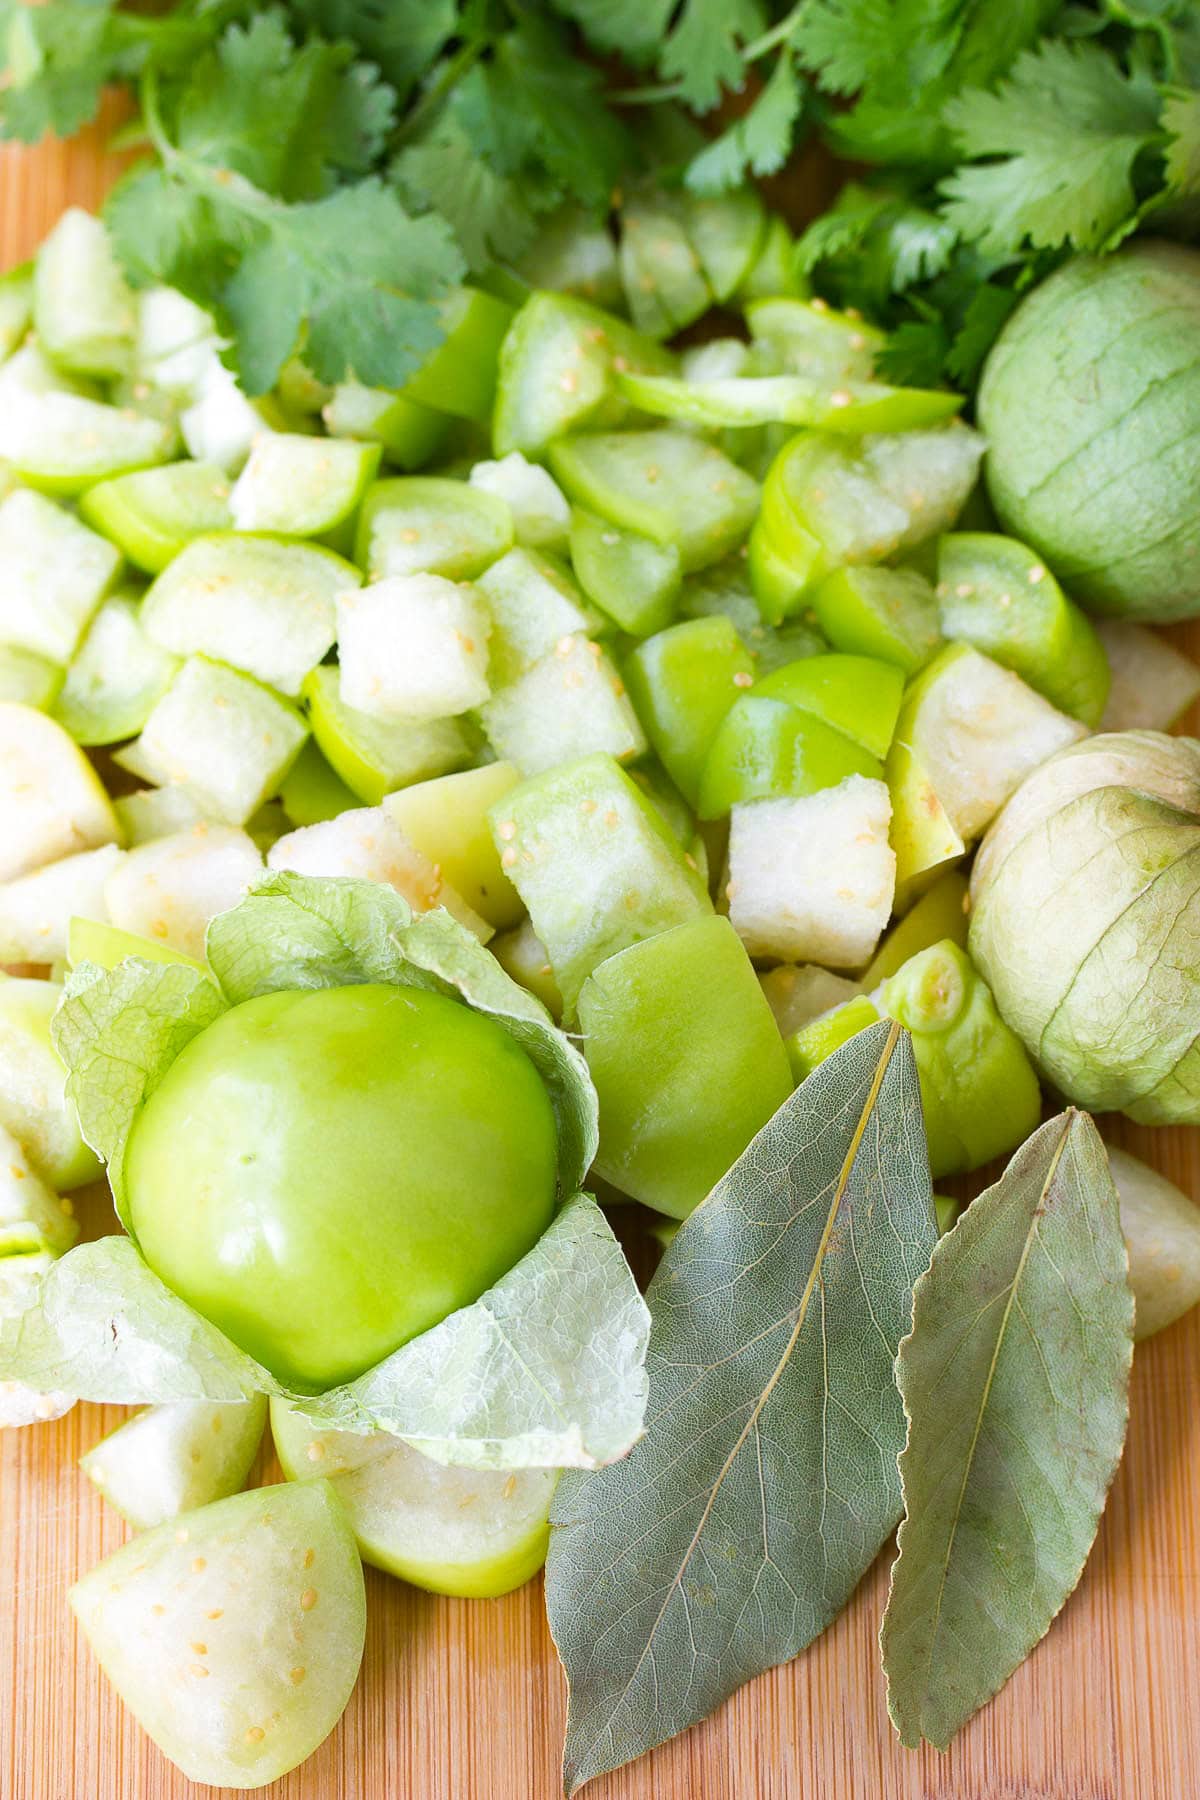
[1,0,1197,397]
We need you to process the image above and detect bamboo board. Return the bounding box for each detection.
[2,108,1199,1800]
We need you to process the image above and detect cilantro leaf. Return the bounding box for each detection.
[288,0,459,102]
[685,50,804,194]
[487,18,632,211]
[224,179,461,392]
[1163,85,1200,193]
[658,0,766,113]
[394,112,541,271]
[940,40,1163,254]
[548,0,676,66]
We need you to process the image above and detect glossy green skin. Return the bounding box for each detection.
[79,462,232,574]
[579,915,793,1219]
[405,286,514,421]
[862,868,969,988]
[811,564,943,675]
[882,940,1041,1179]
[569,507,681,636]
[302,664,475,806]
[125,985,559,1390]
[697,694,882,820]
[753,653,904,759]
[278,737,360,827]
[978,243,1200,620]
[936,532,1110,725]
[624,616,755,809]
[787,995,881,1083]
[67,917,207,975]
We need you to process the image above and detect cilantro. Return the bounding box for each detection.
[288,0,459,102]
[685,50,802,194]
[657,0,767,113]
[940,40,1162,254]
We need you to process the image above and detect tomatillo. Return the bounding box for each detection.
[125,983,559,1389]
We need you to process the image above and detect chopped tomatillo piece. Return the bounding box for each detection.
[727,775,895,968]
[141,533,358,698]
[753,653,903,760]
[1106,1147,1200,1342]
[0,1120,78,1257]
[936,532,1110,725]
[698,696,882,820]
[745,296,884,384]
[469,454,571,551]
[480,636,645,777]
[759,963,864,1038]
[52,593,180,748]
[684,187,766,302]
[33,207,135,378]
[1098,620,1200,732]
[302,665,476,806]
[614,369,961,434]
[477,547,601,686]
[69,1481,366,1789]
[272,1402,558,1597]
[0,702,120,883]
[489,752,711,1016]
[879,940,1042,1178]
[492,291,675,458]
[623,616,756,810]
[322,382,450,471]
[0,975,102,1189]
[618,190,711,339]
[884,737,965,908]
[786,994,882,1083]
[736,214,807,302]
[336,575,492,722]
[355,476,513,583]
[382,763,524,930]
[229,433,380,545]
[811,564,943,675]
[124,983,560,1389]
[891,644,1086,845]
[278,740,360,829]
[862,868,970,988]
[403,285,514,422]
[0,843,122,966]
[490,918,563,1020]
[548,430,759,573]
[568,508,682,638]
[81,1396,268,1529]
[66,915,209,975]
[750,425,984,622]
[79,461,233,575]
[0,486,122,666]
[580,915,792,1220]
[0,646,62,710]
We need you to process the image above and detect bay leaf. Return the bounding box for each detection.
[880,1109,1134,1751]
[546,1018,936,1794]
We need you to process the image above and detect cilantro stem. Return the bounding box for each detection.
[608,80,687,106]
[391,36,490,148]
[743,3,808,63]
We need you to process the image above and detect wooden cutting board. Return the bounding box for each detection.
[2,106,1199,1800]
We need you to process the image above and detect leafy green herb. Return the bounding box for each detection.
[881,1111,1133,1750]
[546,1019,936,1794]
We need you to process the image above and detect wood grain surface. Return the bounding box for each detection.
[2,107,1199,1800]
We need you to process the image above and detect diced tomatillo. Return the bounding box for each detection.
[936,531,1110,725]
[488,752,711,1014]
[271,1402,557,1598]
[0,646,62,710]
[618,191,711,338]
[0,843,122,965]
[726,775,896,967]
[229,434,380,544]
[615,368,961,434]
[492,291,675,458]
[736,215,807,302]
[404,285,514,421]
[759,963,864,1038]
[53,593,180,747]
[684,187,766,302]
[33,208,135,378]
[811,563,943,674]
[337,575,491,721]
[0,1120,78,1256]
[69,1481,365,1789]
[322,382,450,470]
[117,657,308,827]
[624,616,755,810]
[490,918,563,1019]
[81,1397,268,1529]
[141,534,356,698]
[80,460,233,575]
[1097,619,1200,732]
[753,652,903,759]
[568,508,682,637]
[103,825,263,962]
[549,429,759,573]
[469,453,570,550]
[480,635,645,777]
[787,993,882,1082]
[382,763,524,930]
[862,867,969,988]
[698,695,882,820]
[303,664,476,806]
[0,702,121,882]
[0,262,32,363]
[745,296,883,384]
[0,486,122,665]
[355,477,513,583]
[477,547,601,686]
[66,915,209,974]
[580,915,792,1219]
[0,976,102,1188]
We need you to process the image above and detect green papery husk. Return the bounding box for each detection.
[1,874,647,1470]
[970,731,1200,1122]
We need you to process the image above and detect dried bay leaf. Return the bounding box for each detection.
[546,1019,936,1793]
[881,1109,1134,1750]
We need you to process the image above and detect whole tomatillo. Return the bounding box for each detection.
[124,982,559,1389]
